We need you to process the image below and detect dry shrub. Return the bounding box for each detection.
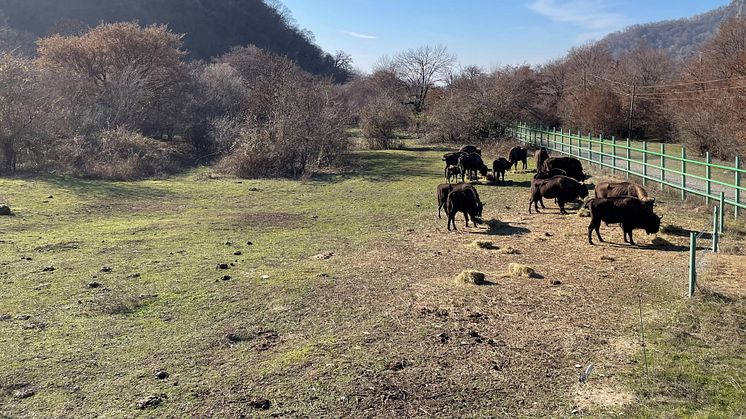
[360,94,407,150]
[58,127,188,180]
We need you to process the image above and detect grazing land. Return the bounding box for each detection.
[1,145,744,417]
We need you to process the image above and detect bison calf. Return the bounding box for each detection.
[586,197,662,245]
[492,158,511,182]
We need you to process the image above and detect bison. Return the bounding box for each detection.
[586,197,662,245]
[446,186,485,231]
[458,152,488,182]
[460,145,481,155]
[437,182,479,219]
[446,166,461,183]
[542,157,586,182]
[529,175,588,215]
[508,146,528,171]
[535,147,549,172]
[595,182,655,207]
[443,152,466,181]
[492,158,511,183]
[530,169,568,209]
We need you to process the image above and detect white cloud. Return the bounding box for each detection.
[342,30,377,40]
[528,0,631,40]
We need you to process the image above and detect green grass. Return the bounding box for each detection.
[619,288,746,418]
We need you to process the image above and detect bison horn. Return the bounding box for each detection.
[658,215,663,220]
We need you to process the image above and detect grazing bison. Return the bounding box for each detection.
[446,166,461,183]
[529,175,588,215]
[530,169,568,209]
[460,145,481,155]
[542,157,586,182]
[436,182,479,219]
[443,152,465,180]
[446,187,485,231]
[458,153,488,182]
[492,158,511,183]
[595,182,655,207]
[586,197,662,245]
[535,147,549,172]
[508,146,528,171]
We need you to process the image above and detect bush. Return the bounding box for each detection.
[57,128,188,180]
[360,94,407,149]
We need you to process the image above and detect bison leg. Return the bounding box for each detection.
[447,211,456,231]
[464,211,470,227]
[558,199,567,215]
[539,198,546,209]
[588,218,603,244]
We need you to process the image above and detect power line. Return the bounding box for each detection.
[588,73,746,90]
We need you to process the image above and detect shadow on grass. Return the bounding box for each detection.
[22,175,175,201]
[311,151,443,183]
[474,219,531,236]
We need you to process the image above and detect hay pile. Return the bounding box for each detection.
[508,263,540,279]
[469,240,499,250]
[455,270,486,285]
[577,208,590,218]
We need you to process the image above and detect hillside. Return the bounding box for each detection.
[0,0,350,81]
[601,0,743,59]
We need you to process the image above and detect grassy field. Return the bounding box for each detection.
[1,144,744,417]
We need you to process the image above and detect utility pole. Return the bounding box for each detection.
[627,84,636,140]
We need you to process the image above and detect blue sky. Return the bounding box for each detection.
[280,0,731,72]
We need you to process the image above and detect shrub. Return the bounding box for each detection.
[360,94,407,149]
[57,128,188,180]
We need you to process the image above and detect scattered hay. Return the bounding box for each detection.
[311,252,334,260]
[651,236,674,247]
[508,263,540,279]
[469,240,499,250]
[497,247,520,255]
[455,270,486,285]
[577,208,590,218]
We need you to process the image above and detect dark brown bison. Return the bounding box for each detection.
[595,182,655,207]
[492,158,511,182]
[436,182,478,219]
[446,187,485,231]
[535,147,549,171]
[460,145,481,155]
[458,153,488,182]
[443,152,465,181]
[542,157,586,182]
[586,197,662,245]
[529,175,589,215]
[446,166,461,183]
[508,146,528,171]
[530,169,568,209]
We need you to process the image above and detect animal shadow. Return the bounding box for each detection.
[475,219,531,236]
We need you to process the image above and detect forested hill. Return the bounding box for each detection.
[0,0,350,81]
[601,0,743,60]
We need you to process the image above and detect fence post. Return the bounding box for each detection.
[587,133,592,166]
[681,147,687,200]
[706,152,712,205]
[713,206,719,253]
[612,136,617,175]
[642,141,648,187]
[599,134,604,169]
[736,156,741,219]
[719,192,725,234]
[689,232,697,298]
[660,143,666,191]
[626,138,631,179]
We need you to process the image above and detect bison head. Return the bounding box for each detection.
[646,214,662,235]
[479,164,489,177]
[578,184,589,198]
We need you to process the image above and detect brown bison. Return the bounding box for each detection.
[460,145,481,155]
[595,182,655,207]
[586,197,662,245]
[529,175,589,215]
[492,158,511,183]
[446,166,461,183]
[530,169,568,209]
[508,146,528,171]
[458,153,488,182]
[535,147,549,171]
[542,157,586,182]
[443,152,466,181]
[436,182,478,219]
[446,186,485,231]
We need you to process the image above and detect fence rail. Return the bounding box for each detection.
[509,123,744,220]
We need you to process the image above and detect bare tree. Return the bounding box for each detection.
[392,45,456,129]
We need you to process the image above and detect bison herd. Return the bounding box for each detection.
[437,145,663,245]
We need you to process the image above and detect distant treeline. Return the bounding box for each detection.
[0,0,352,82]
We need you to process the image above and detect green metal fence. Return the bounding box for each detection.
[509,123,745,221]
